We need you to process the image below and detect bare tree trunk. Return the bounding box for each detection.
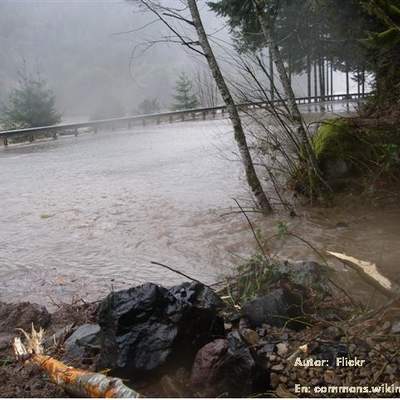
[307,55,311,102]
[187,0,272,211]
[325,59,329,101]
[330,61,334,97]
[314,61,318,98]
[319,57,325,102]
[269,47,275,101]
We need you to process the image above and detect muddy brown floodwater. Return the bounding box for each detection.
[0,111,399,307]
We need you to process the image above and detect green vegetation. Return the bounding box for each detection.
[312,117,400,188]
[313,119,357,165]
[171,72,199,110]
[1,73,61,129]
[209,0,400,199]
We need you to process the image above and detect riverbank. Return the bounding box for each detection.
[1,258,400,398]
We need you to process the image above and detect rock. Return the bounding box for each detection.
[262,343,276,353]
[97,282,224,378]
[65,324,100,348]
[190,331,268,397]
[224,323,232,331]
[322,326,343,340]
[324,369,336,384]
[63,324,100,362]
[0,302,51,333]
[324,159,349,179]
[190,338,228,393]
[0,333,13,351]
[381,321,391,332]
[391,321,400,334]
[276,342,289,357]
[242,289,306,329]
[240,328,260,346]
[271,363,285,372]
[239,318,250,330]
[279,375,288,383]
[270,372,280,388]
[385,364,397,375]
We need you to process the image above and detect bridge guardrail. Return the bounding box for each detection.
[0,92,369,146]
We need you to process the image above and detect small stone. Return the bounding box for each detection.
[271,363,285,372]
[323,326,342,340]
[279,375,288,383]
[0,334,12,351]
[391,321,400,334]
[381,321,391,332]
[224,323,232,331]
[239,318,249,330]
[257,328,267,337]
[385,364,397,375]
[276,342,289,357]
[240,328,260,346]
[261,343,275,354]
[324,369,336,384]
[270,372,280,388]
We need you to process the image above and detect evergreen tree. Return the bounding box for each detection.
[172,72,199,110]
[1,72,61,129]
[137,98,160,114]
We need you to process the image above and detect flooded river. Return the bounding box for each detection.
[1,115,399,306]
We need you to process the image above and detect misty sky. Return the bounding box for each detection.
[0,0,227,119]
[0,0,357,121]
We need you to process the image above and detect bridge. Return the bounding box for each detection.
[0,92,367,146]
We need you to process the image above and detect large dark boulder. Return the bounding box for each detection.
[96,282,224,379]
[190,331,268,397]
[242,288,306,330]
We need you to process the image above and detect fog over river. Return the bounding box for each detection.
[1,116,400,306]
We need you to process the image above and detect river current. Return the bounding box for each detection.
[1,114,399,306]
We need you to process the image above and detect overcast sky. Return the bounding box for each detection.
[0,0,230,118]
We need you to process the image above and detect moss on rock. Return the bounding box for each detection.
[313,118,358,164]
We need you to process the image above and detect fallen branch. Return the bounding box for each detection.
[13,325,140,398]
[327,251,396,299]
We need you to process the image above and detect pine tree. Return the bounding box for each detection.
[172,72,199,110]
[1,72,61,129]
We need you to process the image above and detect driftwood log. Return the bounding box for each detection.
[12,326,140,398]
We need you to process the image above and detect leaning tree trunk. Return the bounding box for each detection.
[253,0,320,172]
[187,0,272,212]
